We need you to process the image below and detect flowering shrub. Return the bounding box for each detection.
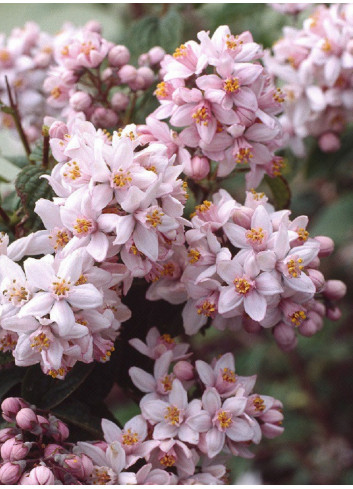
[0,5,349,485]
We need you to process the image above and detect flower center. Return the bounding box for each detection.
[73,218,95,236]
[2,280,29,305]
[30,333,51,352]
[111,169,132,188]
[234,277,252,295]
[197,300,216,318]
[75,274,87,286]
[297,228,309,242]
[273,87,285,103]
[164,405,181,425]
[188,248,201,263]
[217,410,232,429]
[61,45,69,56]
[192,106,210,126]
[146,209,164,228]
[190,200,212,218]
[49,229,70,251]
[80,41,96,56]
[271,156,285,176]
[173,44,187,58]
[250,188,265,201]
[63,161,81,181]
[286,258,303,278]
[122,428,139,446]
[160,454,176,467]
[224,77,240,93]
[0,333,17,352]
[0,49,10,62]
[92,467,113,485]
[290,310,307,326]
[322,38,331,52]
[246,227,265,245]
[48,367,66,379]
[253,396,265,412]
[222,367,236,383]
[225,34,243,50]
[159,333,175,346]
[155,81,168,98]
[51,278,71,298]
[161,374,174,393]
[50,87,62,99]
[235,148,253,164]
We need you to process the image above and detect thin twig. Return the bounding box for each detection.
[0,205,10,224]
[42,126,50,169]
[123,92,138,125]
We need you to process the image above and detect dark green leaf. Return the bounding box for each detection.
[52,399,103,440]
[0,366,25,401]
[3,155,29,169]
[0,175,9,183]
[264,174,291,210]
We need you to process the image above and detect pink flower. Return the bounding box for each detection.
[129,327,190,361]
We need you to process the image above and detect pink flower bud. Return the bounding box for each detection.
[118,65,137,84]
[148,46,165,65]
[273,323,297,351]
[15,408,38,431]
[51,419,69,442]
[315,235,334,257]
[129,74,145,91]
[173,361,194,381]
[34,52,51,68]
[70,91,92,111]
[62,70,78,85]
[84,20,102,34]
[0,428,19,444]
[185,156,210,180]
[49,120,68,139]
[0,462,23,484]
[232,207,254,228]
[64,454,93,480]
[261,422,284,439]
[318,132,340,153]
[101,67,114,83]
[1,438,31,461]
[298,319,320,337]
[307,256,320,268]
[91,107,119,128]
[138,53,150,66]
[136,67,155,89]
[323,280,347,301]
[111,92,130,111]
[1,398,28,423]
[309,300,325,317]
[44,443,65,458]
[243,317,262,333]
[108,45,130,67]
[307,269,325,292]
[20,466,55,485]
[326,306,342,321]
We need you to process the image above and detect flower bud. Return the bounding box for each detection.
[118,65,137,84]
[111,92,130,111]
[101,67,114,83]
[315,235,334,257]
[136,67,154,89]
[185,156,210,180]
[323,280,347,301]
[15,408,38,431]
[318,132,340,153]
[108,45,130,67]
[51,419,69,442]
[243,317,262,334]
[70,91,92,111]
[64,454,93,480]
[91,107,119,128]
[49,120,68,139]
[1,398,28,423]
[148,46,165,65]
[307,269,325,292]
[0,462,23,484]
[261,422,284,439]
[232,207,254,228]
[34,52,51,68]
[298,318,320,337]
[1,438,31,461]
[173,361,194,381]
[307,256,320,268]
[138,53,150,66]
[44,443,65,458]
[309,300,325,316]
[326,306,342,321]
[20,466,55,485]
[129,75,145,91]
[0,428,19,444]
[273,323,297,351]
[84,20,102,34]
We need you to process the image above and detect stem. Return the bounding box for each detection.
[0,205,10,224]
[42,127,50,169]
[4,76,31,159]
[123,92,138,125]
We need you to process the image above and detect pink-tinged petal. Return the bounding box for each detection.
[195,360,216,387]
[118,472,137,485]
[169,379,188,409]
[106,441,126,474]
[0,255,25,282]
[206,427,225,458]
[46,342,64,370]
[222,397,247,416]
[202,388,221,416]
[226,417,254,442]
[217,258,243,284]
[244,291,267,321]
[154,351,173,379]
[197,116,217,145]
[214,352,235,373]
[18,292,54,318]
[2,315,38,333]
[68,284,103,309]
[133,224,158,262]
[170,104,194,127]
[86,231,109,262]
[283,273,316,294]
[237,375,257,396]
[102,419,122,443]
[182,300,207,335]
[129,367,156,393]
[120,187,147,214]
[178,424,199,445]
[153,421,178,440]
[186,412,212,432]
[125,415,147,440]
[212,104,239,125]
[218,286,243,314]
[77,442,108,467]
[223,222,248,248]
[232,87,258,111]
[256,272,283,295]
[290,244,320,265]
[57,251,83,283]
[50,300,75,335]
[196,74,222,90]
[251,205,272,235]
[34,199,62,230]
[142,400,169,422]
[128,338,151,357]
[97,213,122,233]
[243,253,260,278]
[257,250,276,271]
[91,184,113,210]
[113,215,135,245]
[273,224,290,259]
[24,257,55,291]
[324,56,341,87]
[235,63,263,84]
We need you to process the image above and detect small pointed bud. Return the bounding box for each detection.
[91,107,119,128]
[15,408,38,431]
[49,120,68,139]
[273,323,297,351]
[323,280,347,301]
[1,398,29,423]
[84,20,102,33]
[1,438,31,461]
[173,361,194,381]
[111,92,130,111]
[20,466,55,485]
[315,236,335,257]
[0,462,23,484]
[108,45,130,67]
[118,64,137,84]
[185,156,210,181]
[326,306,342,321]
[148,46,165,65]
[136,67,155,89]
[318,132,340,153]
[70,91,92,111]
[307,269,325,292]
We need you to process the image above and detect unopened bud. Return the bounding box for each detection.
[315,235,334,257]
[108,45,130,67]
[0,462,23,484]
[20,466,55,485]
[273,323,297,351]
[84,20,102,34]
[51,419,69,442]
[243,317,262,334]
[298,318,320,337]
[136,67,154,89]
[44,443,65,458]
[1,398,28,423]
[232,207,254,228]
[185,156,210,181]
[70,91,92,111]
[148,46,165,65]
[173,361,194,381]
[111,92,130,111]
[326,306,342,321]
[118,65,137,84]
[138,53,150,66]
[64,454,93,480]
[0,428,19,444]
[49,120,68,139]
[318,132,340,153]
[15,408,38,431]
[1,438,31,461]
[307,269,325,292]
[91,107,119,128]
[323,280,347,301]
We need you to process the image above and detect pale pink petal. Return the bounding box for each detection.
[244,291,267,321]
[206,427,225,458]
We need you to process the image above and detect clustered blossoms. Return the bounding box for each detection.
[139,25,284,188]
[0,397,93,484]
[146,189,346,350]
[265,3,353,156]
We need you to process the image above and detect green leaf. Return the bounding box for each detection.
[0,175,9,183]
[52,399,103,439]
[0,367,25,401]
[22,362,94,409]
[3,155,29,169]
[29,140,44,164]
[264,174,291,210]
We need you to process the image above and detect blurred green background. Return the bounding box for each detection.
[0,3,352,484]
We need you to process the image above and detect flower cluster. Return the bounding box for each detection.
[76,329,284,484]
[139,25,284,188]
[265,4,353,155]
[0,397,93,484]
[146,189,346,349]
